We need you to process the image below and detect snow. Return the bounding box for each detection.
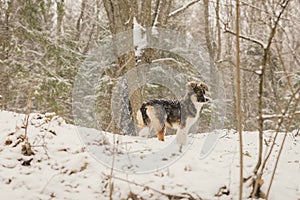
[255,70,262,75]
[0,110,299,199]
[133,17,147,58]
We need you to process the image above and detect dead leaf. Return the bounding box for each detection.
[21,142,35,156]
[5,139,12,145]
[80,162,88,172]
[215,185,230,197]
[58,148,69,152]
[243,151,252,157]
[21,158,33,166]
[5,178,12,184]
[184,165,192,171]
[49,129,57,135]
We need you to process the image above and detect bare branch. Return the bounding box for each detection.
[251,0,291,198]
[168,0,200,18]
[262,111,300,120]
[266,90,300,199]
[223,25,266,48]
[104,173,203,200]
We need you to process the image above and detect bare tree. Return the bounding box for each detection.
[235,1,243,199]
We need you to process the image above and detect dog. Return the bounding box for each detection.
[136,81,209,151]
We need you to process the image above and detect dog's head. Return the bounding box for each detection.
[186,81,209,103]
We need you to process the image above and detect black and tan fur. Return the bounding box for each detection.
[137,81,209,150]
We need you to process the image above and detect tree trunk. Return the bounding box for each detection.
[103,0,139,134]
[235,1,243,199]
[56,0,64,36]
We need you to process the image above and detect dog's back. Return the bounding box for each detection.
[137,99,181,141]
[137,99,180,126]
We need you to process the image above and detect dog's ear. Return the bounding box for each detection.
[186,81,198,92]
[199,82,208,91]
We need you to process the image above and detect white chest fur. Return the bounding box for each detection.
[176,102,204,152]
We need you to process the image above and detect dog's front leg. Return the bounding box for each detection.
[176,127,187,152]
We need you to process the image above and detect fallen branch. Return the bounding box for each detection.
[103,173,202,200]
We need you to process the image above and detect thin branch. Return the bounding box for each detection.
[261,87,300,168]
[274,43,295,94]
[255,0,291,173]
[262,111,300,120]
[204,0,214,58]
[104,173,203,200]
[168,0,200,18]
[75,0,86,41]
[83,24,95,54]
[277,23,300,66]
[223,25,265,48]
[40,173,61,194]
[251,0,291,197]
[240,68,260,75]
[266,91,300,199]
[239,0,273,16]
[116,53,135,77]
[253,86,300,198]
[152,0,160,26]
[215,0,221,60]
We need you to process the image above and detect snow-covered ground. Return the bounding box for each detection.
[0,110,299,199]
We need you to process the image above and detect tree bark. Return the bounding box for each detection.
[75,0,86,41]
[56,0,64,36]
[235,1,243,199]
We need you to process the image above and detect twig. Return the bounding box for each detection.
[261,88,299,166]
[104,173,202,200]
[40,173,61,194]
[274,42,296,94]
[265,88,300,199]
[250,0,291,197]
[223,26,265,48]
[262,111,300,120]
[24,85,33,139]
[109,132,117,200]
[23,114,30,140]
[116,53,134,77]
[168,0,200,18]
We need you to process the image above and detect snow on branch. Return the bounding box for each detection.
[168,0,200,18]
[262,111,300,120]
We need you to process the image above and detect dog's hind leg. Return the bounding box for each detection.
[156,125,166,141]
[146,105,166,141]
